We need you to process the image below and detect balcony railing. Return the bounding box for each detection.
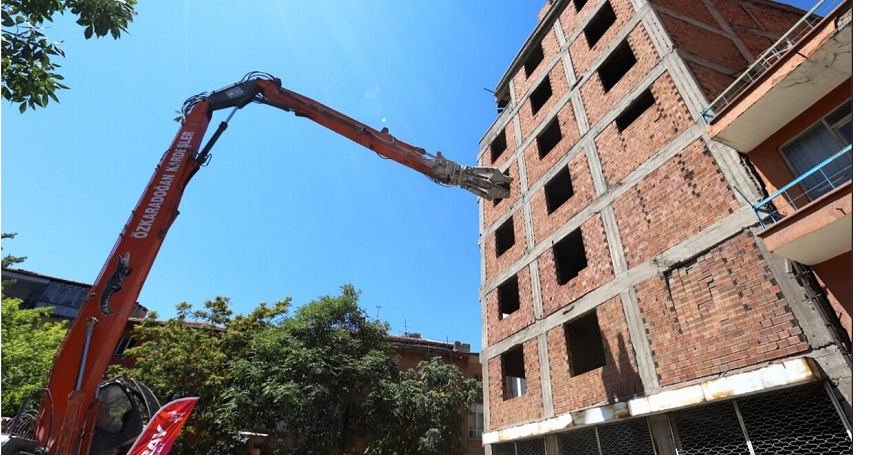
[701,0,842,124]
[753,145,852,228]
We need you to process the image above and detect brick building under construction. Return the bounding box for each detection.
[476,0,852,453]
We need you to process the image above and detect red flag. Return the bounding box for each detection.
[125,397,198,455]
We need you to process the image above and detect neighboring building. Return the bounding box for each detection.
[390,334,485,455]
[240,334,485,455]
[477,0,852,454]
[1,268,148,366]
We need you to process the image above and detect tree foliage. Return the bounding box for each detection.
[1,296,68,416]
[227,285,396,454]
[1,232,68,417]
[114,285,482,454]
[364,357,481,455]
[110,296,289,455]
[1,0,138,112]
[2,232,27,269]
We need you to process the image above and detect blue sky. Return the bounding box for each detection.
[1,0,825,352]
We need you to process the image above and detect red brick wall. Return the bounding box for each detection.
[734,30,779,59]
[659,13,749,70]
[487,339,544,429]
[578,24,661,127]
[718,1,804,40]
[486,122,519,169]
[613,139,740,269]
[538,215,614,317]
[636,230,810,386]
[486,266,536,345]
[537,0,556,23]
[396,349,468,372]
[519,63,573,141]
[556,0,606,41]
[566,0,637,76]
[530,149,597,245]
[484,209,527,283]
[512,27,563,105]
[548,296,643,413]
[594,72,695,187]
[685,60,738,102]
[523,101,581,187]
[650,0,721,28]
[650,0,805,100]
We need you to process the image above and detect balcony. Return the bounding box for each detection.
[754,145,851,266]
[703,0,852,153]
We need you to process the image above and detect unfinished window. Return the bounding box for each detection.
[495,217,515,256]
[502,346,527,399]
[597,40,636,92]
[565,312,606,376]
[574,0,587,11]
[114,338,135,356]
[530,77,553,116]
[537,117,562,159]
[553,228,587,285]
[490,129,508,163]
[616,89,656,131]
[498,275,520,319]
[545,166,574,214]
[524,44,545,78]
[584,2,617,48]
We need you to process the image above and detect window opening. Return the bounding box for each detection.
[565,312,606,376]
[553,228,587,285]
[574,0,587,11]
[524,44,545,78]
[468,404,484,439]
[498,276,521,319]
[545,166,574,213]
[502,346,527,399]
[38,283,87,317]
[491,129,508,163]
[584,1,617,48]
[616,89,655,132]
[530,77,553,116]
[537,117,562,159]
[496,217,516,256]
[597,40,636,92]
[780,99,852,200]
[114,338,135,356]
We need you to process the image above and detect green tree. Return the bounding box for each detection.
[2,0,138,112]
[227,285,396,455]
[1,232,68,416]
[1,297,68,416]
[1,233,26,268]
[111,296,288,455]
[114,285,481,455]
[364,357,481,455]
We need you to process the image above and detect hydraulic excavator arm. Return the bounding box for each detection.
[4,71,510,455]
[201,72,512,200]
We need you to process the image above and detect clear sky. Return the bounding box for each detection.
[1,0,829,353]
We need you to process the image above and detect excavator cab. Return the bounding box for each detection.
[1,377,160,455]
[88,377,161,455]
